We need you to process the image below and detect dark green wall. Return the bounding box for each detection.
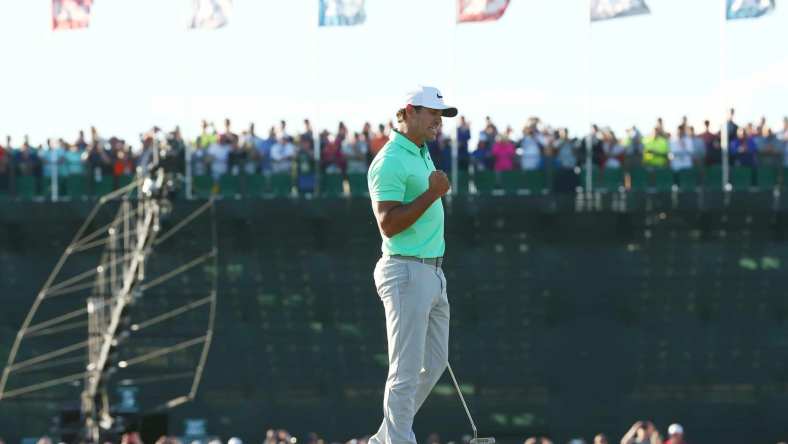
[2,193,788,443]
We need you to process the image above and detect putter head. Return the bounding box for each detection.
[470,439,495,444]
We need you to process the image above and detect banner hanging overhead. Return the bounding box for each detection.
[590,0,650,22]
[190,0,233,30]
[319,0,366,27]
[457,0,510,23]
[726,0,775,20]
[52,0,93,31]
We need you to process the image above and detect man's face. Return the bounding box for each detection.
[408,106,443,142]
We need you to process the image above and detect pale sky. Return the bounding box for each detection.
[0,0,786,147]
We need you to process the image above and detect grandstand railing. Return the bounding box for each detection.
[1,158,786,201]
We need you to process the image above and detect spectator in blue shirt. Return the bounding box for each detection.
[726,108,738,144]
[730,127,757,167]
[15,136,42,177]
[456,115,471,172]
[753,125,781,167]
[438,133,453,173]
[519,125,543,170]
[13,136,43,195]
[43,138,68,182]
[472,131,493,171]
[256,126,276,174]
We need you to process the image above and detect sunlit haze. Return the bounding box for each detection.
[1,0,786,146]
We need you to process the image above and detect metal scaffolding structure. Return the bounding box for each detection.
[0,160,218,443]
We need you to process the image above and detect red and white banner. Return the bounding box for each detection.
[52,0,93,31]
[457,0,510,23]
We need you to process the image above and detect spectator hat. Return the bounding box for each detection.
[668,423,684,435]
[405,86,458,118]
[228,438,243,444]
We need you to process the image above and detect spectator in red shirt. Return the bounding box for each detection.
[0,136,9,192]
[369,124,388,159]
[112,142,134,180]
[699,120,721,166]
[664,423,686,444]
[320,130,345,175]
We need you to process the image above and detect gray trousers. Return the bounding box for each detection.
[369,256,450,444]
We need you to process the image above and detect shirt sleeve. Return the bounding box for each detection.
[368,156,407,202]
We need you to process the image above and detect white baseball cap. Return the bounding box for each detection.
[404,86,458,118]
[668,423,684,435]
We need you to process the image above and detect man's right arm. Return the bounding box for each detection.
[373,170,449,238]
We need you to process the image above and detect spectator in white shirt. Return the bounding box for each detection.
[270,136,295,174]
[342,132,368,174]
[669,126,694,172]
[519,126,542,170]
[207,139,230,180]
[602,129,624,169]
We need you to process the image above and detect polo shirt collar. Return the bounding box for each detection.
[390,130,426,155]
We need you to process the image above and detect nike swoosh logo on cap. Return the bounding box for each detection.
[437,94,443,99]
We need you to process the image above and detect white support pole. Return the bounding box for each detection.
[585,135,593,193]
[51,146,58,201]
[585,0,594,194]
[451,138,459,195]
[314,131,321,195]
[185,141,193,200]
[720,1,730,191]
[451,4,459,196]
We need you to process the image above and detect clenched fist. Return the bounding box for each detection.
[428,170,450,197]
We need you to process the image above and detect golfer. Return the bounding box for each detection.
[367,86,458,444]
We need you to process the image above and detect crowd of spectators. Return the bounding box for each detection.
[1,110,786,197]
[0,125,182,196]
[8,422,788,444]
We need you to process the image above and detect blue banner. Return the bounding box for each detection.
[726,0,775,20]
[590,0,650,22]
[319,0,366,27]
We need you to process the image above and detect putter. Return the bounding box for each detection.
[446,363,495,444]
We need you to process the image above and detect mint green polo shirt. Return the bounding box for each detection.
[367,130,445,258]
